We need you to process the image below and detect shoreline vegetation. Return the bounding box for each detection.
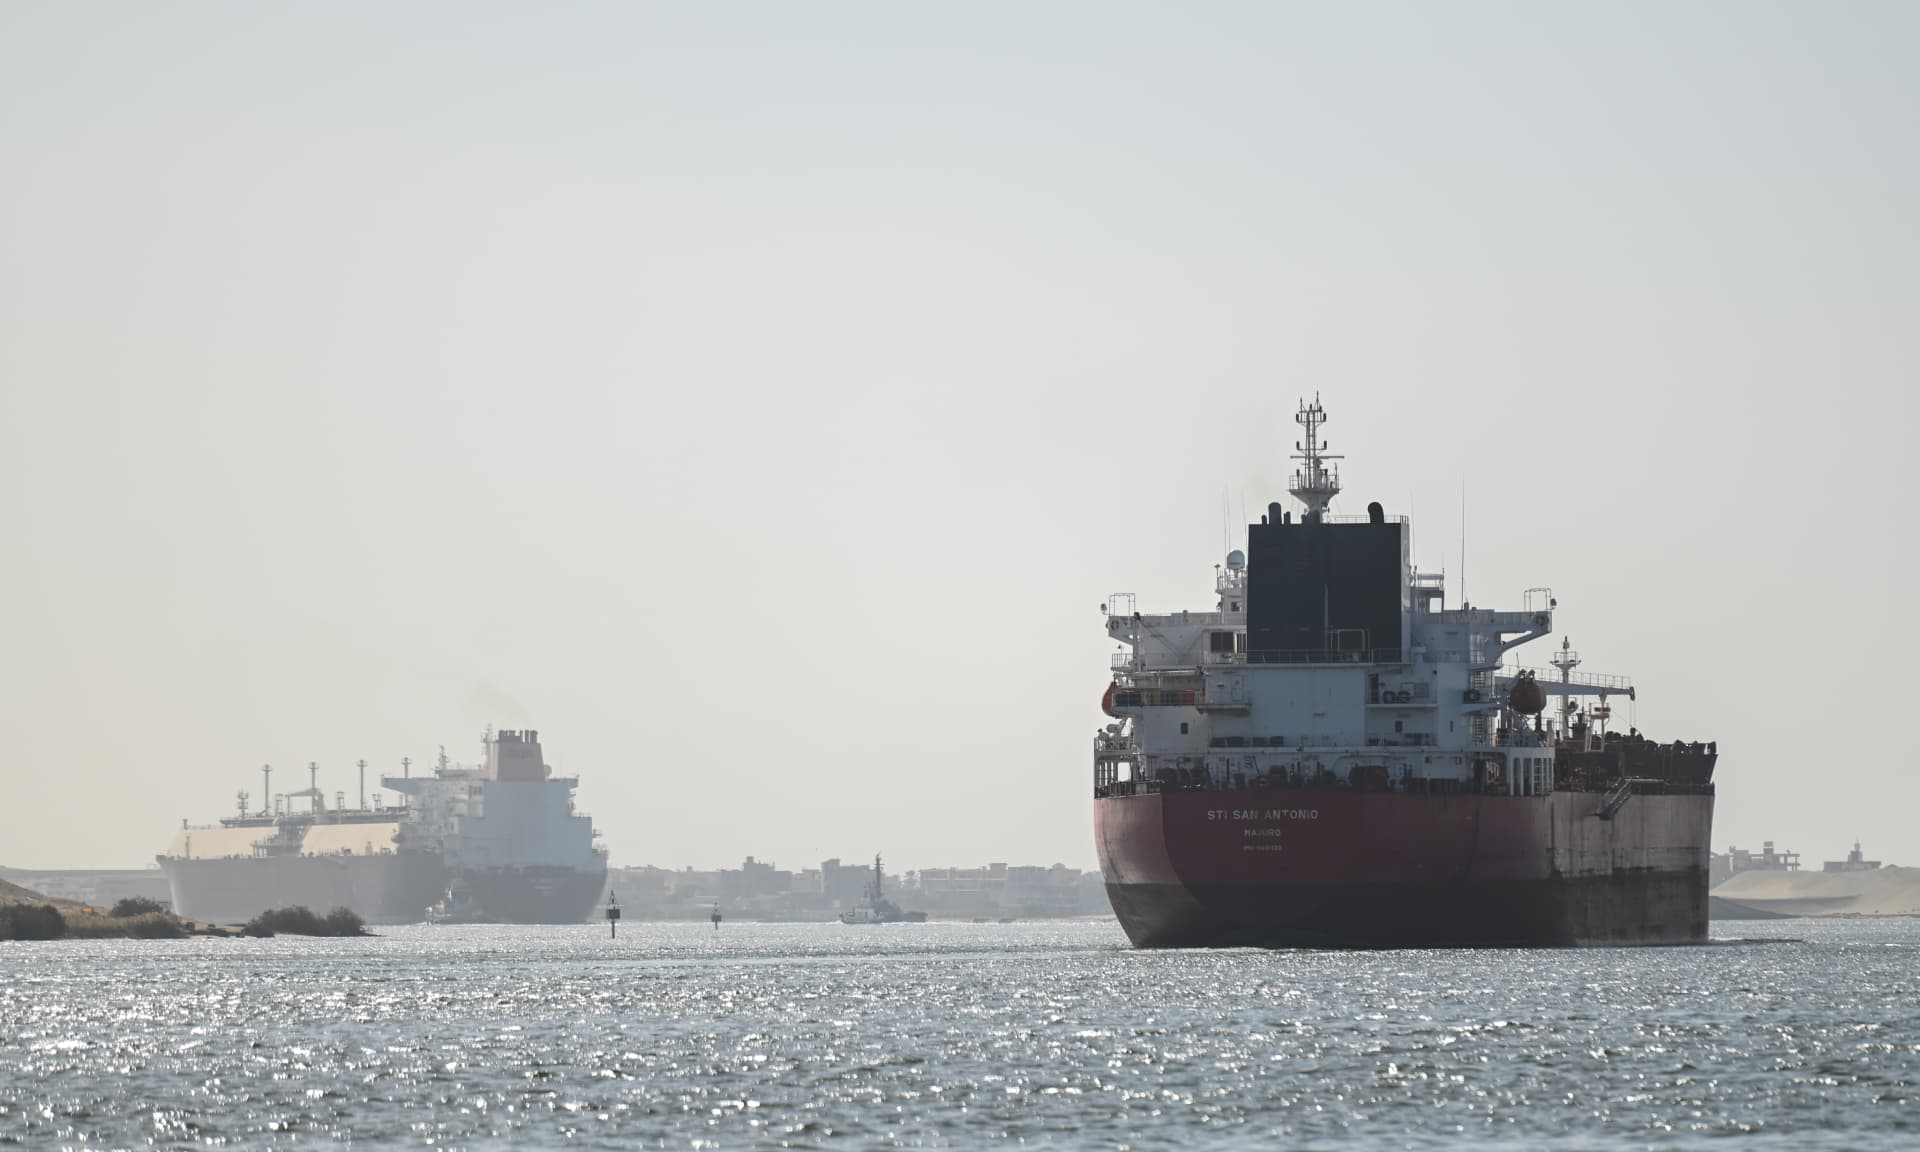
[0,880,368,940]
[241,906,369,937]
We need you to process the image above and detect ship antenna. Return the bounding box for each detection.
[1460,474,1467,608]
[1288,394,1342,522]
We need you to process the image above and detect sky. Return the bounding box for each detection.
[2,2,1916,873]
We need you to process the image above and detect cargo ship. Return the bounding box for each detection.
[159,729,607,925]
[1093,398,1718,948]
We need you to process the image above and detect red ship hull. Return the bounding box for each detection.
[1095,788,1712,948]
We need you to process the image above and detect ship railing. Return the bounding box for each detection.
[1247,648,1405,665]
[1505,667,1635,693]
[1598,776,1677,819]
[1560,772,1714,797]
[1107,688,1202,709]
[1598,776,1634,817]
[1093,771,1714,801]
[1478,610,1550,631]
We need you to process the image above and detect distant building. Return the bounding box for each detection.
[1710,841,1800,888]
[1823,841,1882,873]
[599,856,1114,921]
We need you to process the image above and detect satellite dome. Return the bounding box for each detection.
[1226,550,1246,571]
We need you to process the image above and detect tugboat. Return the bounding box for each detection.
[424,880,489,924]
[1094,396,1718,948]
[837,855,928,924]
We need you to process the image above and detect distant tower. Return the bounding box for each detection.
[1289,394,1342,521]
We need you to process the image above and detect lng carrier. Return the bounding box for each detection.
[159,729,607,925]
[1094,398,1718,948]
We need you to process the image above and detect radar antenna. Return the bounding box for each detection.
[1289,394,1342,521]
[1550,636,1581,681]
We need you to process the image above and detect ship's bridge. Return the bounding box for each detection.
[1106,597,1247,675]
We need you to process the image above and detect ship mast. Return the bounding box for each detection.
[276,761,327,817]
[1551,637,1581,738]
[1289,394,1342,522]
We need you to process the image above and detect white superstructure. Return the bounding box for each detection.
[384,729,603,874]
[1095,398,1636,799]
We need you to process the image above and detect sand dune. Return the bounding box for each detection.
[0,877,84,910]
[1713,866,1920,917]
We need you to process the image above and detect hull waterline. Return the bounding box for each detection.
[1096,788,1712,949]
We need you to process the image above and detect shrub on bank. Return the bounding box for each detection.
[65,910,187,939]
[109,896,169,918]
[242,906,368,938]
[0,904,66,941]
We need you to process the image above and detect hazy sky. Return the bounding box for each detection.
[3,3,1916,872]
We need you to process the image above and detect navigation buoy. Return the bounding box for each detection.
[605,893,622,939]
[710,904,723,930]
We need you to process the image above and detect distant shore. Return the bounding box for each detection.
[0,880,367,940]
